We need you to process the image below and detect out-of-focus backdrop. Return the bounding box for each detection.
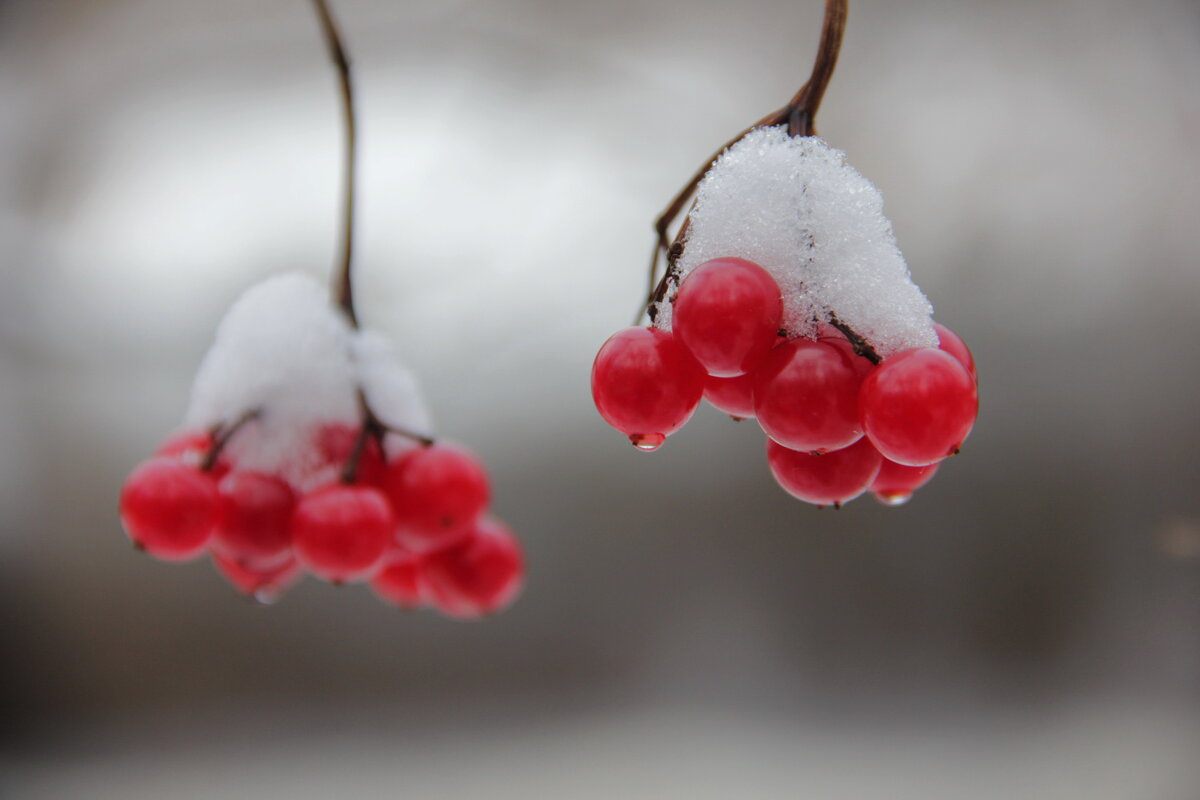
[2,0,1198,796]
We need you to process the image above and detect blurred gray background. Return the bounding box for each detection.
[1,0,1199,797]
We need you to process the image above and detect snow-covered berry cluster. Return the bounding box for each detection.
[592,129,979,507]
[118,274,523,617]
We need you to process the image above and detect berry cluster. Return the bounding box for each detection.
[119,426,523,617]
[592,257,978,506]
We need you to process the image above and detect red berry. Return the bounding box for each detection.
[291,484,393,583]
[213,471,295,563]
[423,518,523,619]
[870,458,940,506]
[591,326,706,450]
[119,457,219,561]
[384,443,490,552]
[860,348,978,466]
[933,322,976,380]
[212,553,302,604]
[673,257,783,377]
[766,437,883,507]
[703,372,757,419]
[313,423,386,485]
[370,555,426,609]
[753,339,864,453]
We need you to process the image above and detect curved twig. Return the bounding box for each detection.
[312,0,359,328]
[641,0,850,327]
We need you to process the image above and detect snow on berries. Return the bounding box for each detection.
[118,273,523,617]
[654,128,938,357]
[592,130,980,507]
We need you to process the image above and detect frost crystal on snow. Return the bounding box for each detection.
[185,272,432,489]
[654,127,937,357]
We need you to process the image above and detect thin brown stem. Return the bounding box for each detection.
[640,0,849,323]
[312,0,358,328]
[785,0,846,137]
[202,408,261,471]
[373,420,436,447]
[828,313,881,365]
[311,1,440,470]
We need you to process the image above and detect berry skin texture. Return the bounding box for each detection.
[291,484,394,583]
[423,518,524,620]
[672,257,783,377]
[119,457,219,561]
[754,339,864,453]
[591,326,706,450]
[703,372,757,419]
[370,555,426,609]
[213,471,296,564]
[933,322,976,380]
[384,443,490,552]
[860,348,978,467]
[870,458,940,506]
[213,553,302,604]
[766,437,883,507]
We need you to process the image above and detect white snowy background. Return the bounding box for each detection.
[1,0,1198,797]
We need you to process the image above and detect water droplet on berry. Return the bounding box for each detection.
[629,433,665,452]
[253,587,283,605]
[874,491,911,506]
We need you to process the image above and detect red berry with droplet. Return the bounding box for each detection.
[870,458,939,506]
[767,437,883,507]
[860,348,978,466]
[754,339,864,453]
[591,326,706,450]
[370,555,426,609]
[703,372,757,419]
[119,457,219,561]
[213,471,295,563]
[213,553,302,604]
[384,443,490,552]
[933,322,976,380]
[423,518,524,619]
[291,484,393,583]
[673,257,783,377]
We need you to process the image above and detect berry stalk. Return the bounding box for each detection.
[201,408,261,472]
[311,0,436,481]
[642,0,864,358]
[311,0,359,328]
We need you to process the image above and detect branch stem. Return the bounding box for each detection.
[309,3,437,481]
[202,408,262,472]
[642,0,849,323]
[312,0,359,328]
